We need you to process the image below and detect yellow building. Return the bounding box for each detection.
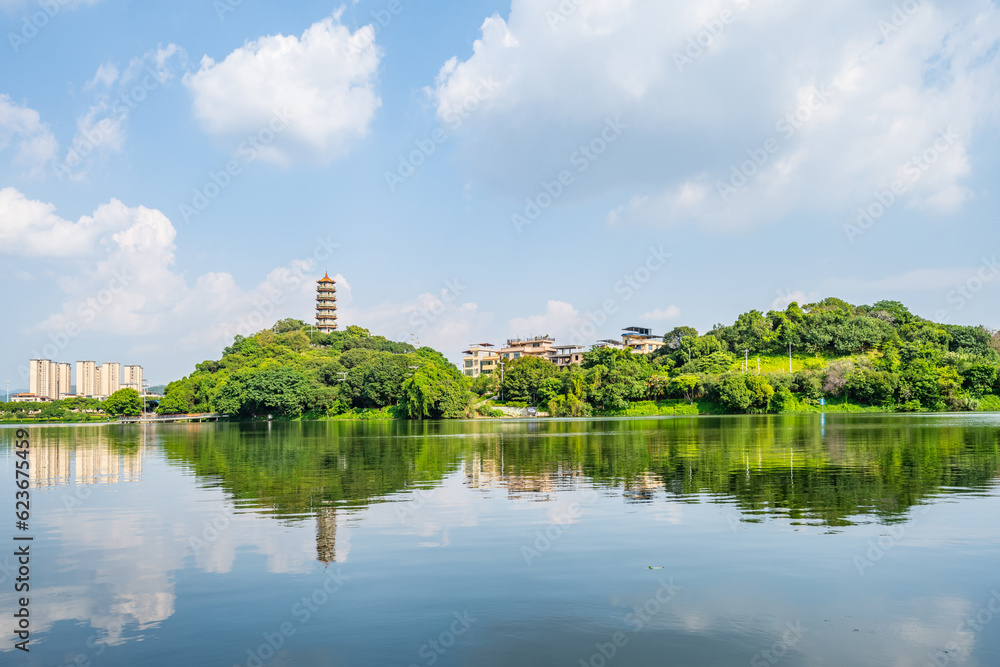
[499,336,557,360]
[621,327,666,355]
[316,273,338,332]
[461,344,500,378]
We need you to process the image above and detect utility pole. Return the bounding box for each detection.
[788,342,792,374]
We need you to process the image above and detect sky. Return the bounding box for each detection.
[1,0,999,389]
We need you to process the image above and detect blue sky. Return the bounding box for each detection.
[1,0,999,388]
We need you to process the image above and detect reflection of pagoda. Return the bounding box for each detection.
[316,507,337,564]
[316,273,338,333]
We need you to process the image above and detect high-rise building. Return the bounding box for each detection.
[316,273,338,333]
[76,361,97,397]
[56,363,72,398]
[98,362,121,398]
[123,365,144,393]
[29,359,58,400]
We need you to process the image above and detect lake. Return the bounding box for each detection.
[2,414,999,666]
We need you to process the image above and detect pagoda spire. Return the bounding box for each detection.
[315,273,338,332]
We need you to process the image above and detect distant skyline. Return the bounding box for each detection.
[2,0,999,386]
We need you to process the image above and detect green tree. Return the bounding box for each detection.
[401,365,471,419]
[663,326,698,350]
[668,374,700,404]
[104,388,143,417]
[500,356,561,404]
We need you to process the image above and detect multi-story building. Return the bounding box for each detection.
[29,359,57,400]
[499,336,557,361]
[98,362,121,398]
[316,273,338,332]
[550,345,585,369]
[11,393,47,403]
[28,359,74,400]
[461,344,500,378]
[123,365,144,393]
[76,361,97,397]
[57,363,71,398]
[621,327,666,355]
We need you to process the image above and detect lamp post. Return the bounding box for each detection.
[142,379,148,416]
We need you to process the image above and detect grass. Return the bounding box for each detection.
[733,353,850,375]
[977,395,1000,412]
[775,396,891,414]
[599,400,714,417]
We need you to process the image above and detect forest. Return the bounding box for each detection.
[156,299,1000,420]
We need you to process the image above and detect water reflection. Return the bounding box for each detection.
[1,415,998,666]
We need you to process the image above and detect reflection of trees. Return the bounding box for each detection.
[154,416,1000,550]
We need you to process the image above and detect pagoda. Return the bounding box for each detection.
[316,273,338,332]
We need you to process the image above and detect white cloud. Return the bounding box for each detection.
[431,1,999,228]
[640,306,681,321]
[84,62,120,91]
[337,282,491,361]
[0,94,57,175]
[0,188,335,356]
[184,11,382,163]
[507,300,581,341]
[771,290,821,310]
[58,45,186,181]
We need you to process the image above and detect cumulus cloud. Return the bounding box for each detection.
[507,300,582,341]
[184,11,382,163]
[771,290,821,310]
[0,188,330,357]
[57,45,186,181]
[338,281,491,361]
[430,0,999,228]
[0,95,57,175]
[640,306,681,321]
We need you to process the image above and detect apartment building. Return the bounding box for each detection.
[621,327,666,355]
[97,362,121,398]
[550,345,585,369]
[499,336,557,360]
[461,344,500,378]
[123,365,144,392]
[76,361,97,397]
[29,359,73,400]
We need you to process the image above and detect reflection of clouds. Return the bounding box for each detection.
[649,503,684,525]
[0,439,331,654]
[375,472,482,546]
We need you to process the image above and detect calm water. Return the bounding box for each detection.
[2,414,999,666]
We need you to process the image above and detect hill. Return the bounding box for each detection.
[159,299,1000,420]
